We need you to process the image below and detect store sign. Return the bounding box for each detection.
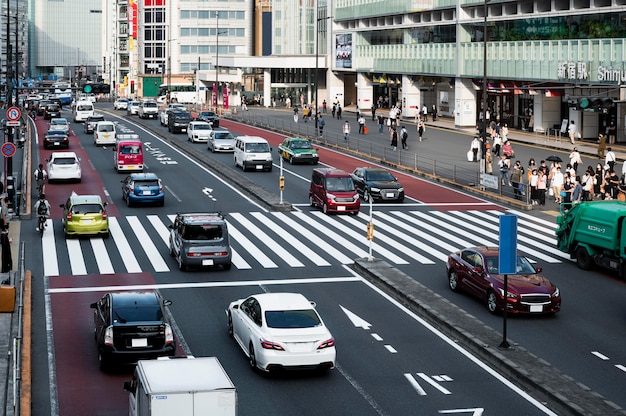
[557,61,588,81]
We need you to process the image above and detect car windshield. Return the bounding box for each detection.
[484,256,537,274]
[144,102,157,108]
[365,170,395,181]
[98,124,114,132]
[215,132,234,140]
[53,158,77,165]
[291,140,313,149]
[326,177,355,192]
[174,113,190,120]
[77,105,92,111]
[134,180,158,187]
[51,119,67,125]
[113,305,163,323]
[265,309,321,329]
[72,203,102,215]
[245,142,270,153]
[120,145,141,154]
[181,224,223,240]
[194,124,211,130]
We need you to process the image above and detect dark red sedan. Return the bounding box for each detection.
[446,246,561,315]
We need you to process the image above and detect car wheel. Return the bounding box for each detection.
[210,144,215,153]
[223,262,232,270]
[169,242,175,257]
[448,270,459,292]
[322,203,329,214]
[575,246,593,270]
[98,351,109,372]
[249,343,257,370]
[177,253,187,271]
[267,166,272,172]
[289,155,294,164]
[309,195,315,207]
[125,195,132,207]
[227,313,234,338]
[486,291,499,314]
[363,189,370,202]
[103,232,110,239]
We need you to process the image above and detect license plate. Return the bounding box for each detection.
[337,206,346,211]
[54,142,60,146]
[142,190,151,195]
[255,165,263,170]
[202,259,214,266]
[82,219,93,224]
[530,305,543,313]
[103,134,110,139]
[131,338,148,347]
[290,342,313,352]
[385,192,395,198]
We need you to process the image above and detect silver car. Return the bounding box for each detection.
[208,128,236,152]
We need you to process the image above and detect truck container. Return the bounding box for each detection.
[124,357,237,416]
[555,200,626,277]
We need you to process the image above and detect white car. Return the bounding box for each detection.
[93,121,117,145]
[46,151,81,182]
[114,98,129,110]
[187,121,214,143]
[227,292,336,372]
[159,108,173,126]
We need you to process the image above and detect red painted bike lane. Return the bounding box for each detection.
[222,119,502,211]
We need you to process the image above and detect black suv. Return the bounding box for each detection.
[197,110,219,128]
[167,111,192,134]
[84,114,106,134]
[90,291,176,371]
[44,103,61,120]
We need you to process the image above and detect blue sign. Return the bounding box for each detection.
[498,215,518,274]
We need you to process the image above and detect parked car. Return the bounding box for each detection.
[278,137,319,164]
[84,114,106,134]
[446,246,561,315]
[44,103,61,120]
[208,128,236,152]
[121,172,164,206]
[93,121,117,145]
[49,118,71,136]
[46,151,81,182]
[127,101,140,115]
[89,291,176,371]
[227,292,336,372]
[187,121,213,143]
[59,193,109,238]
[138,100,159,119]
[167,111,192,134]
[114,97,129,110]
[43,130,69,149]
[351,167,404,202]
[168,212,232,271]
[196,110,219,127]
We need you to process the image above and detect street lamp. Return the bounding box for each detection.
[314,2,330,130]
[481,0,488,180]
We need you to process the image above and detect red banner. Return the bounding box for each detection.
[223,86,229,109]
[212,83,217,107]
[128,0,138,39]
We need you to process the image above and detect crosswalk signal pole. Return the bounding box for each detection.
[367,199,374,261]
[279,157,284,204]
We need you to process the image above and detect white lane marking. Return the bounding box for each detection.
[340,305,372,330]
[371,333,383,341]
[109,217,142,273]
[417,372,452,395]
[616,364,626,373]
[384,345,397,353]
[591,351,610,360]
[295,211,370,259]
[90,238,114,274]
[407,211,494,247]
[66,239,87,276]
[230,247,252,270]
[439,408,484,415]
[148,214,171,247]
[126,216,170,272]
[43,219,59,277]
[226,221,277,268]
[404,373,427,396]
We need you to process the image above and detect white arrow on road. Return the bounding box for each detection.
[202,187,216,201]
[340,305,372,330]
[439,408,484,416]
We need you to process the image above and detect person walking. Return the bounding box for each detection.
[378,115,384,134]
[551,166,565,203]
[390,125,398,151]
[331,103,336,118]
[470,136,480,162]
[606,146,617,172]
[322,100,327,114]
[293,107,299,123]
[431,104,437,122]
[422,104,428,122]
[568,120,577,145]
[537,169,547,205]
[498,155,510,186]
[510,161,523,200]
[358,115,366,134]
[400,126,408,150]
[597,133,607,158]
[336,104,342,119]
[485,149,493,175]
[417,119,425,142]
[371,105,376,121]
[343,120,351,141]
[317,115,325,137]
[569,147,583,173]
[607,121,617,144]
[0,198,9,232]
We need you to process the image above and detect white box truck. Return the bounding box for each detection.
[124,357,237,416]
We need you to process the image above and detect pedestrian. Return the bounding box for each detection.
[529,169,538,204]
[390,126,398,151]
[498,155,510,186]
[388,107,397,127]
[607,121,617,144]
[358,115,366,134]
[336,104,342,119]
[597,133,606,158]
[606,147,617,172]
[431,104,437,122]
[595,163,604,196]
[422,104,428,122]
[331,103,336,118]
[318,115,325,137]
[470,136,480,162]
[569,147,582,172]
[492,133,502,157]
[343,120,351,141]
[322,100,327,113]
[572,175,583,205]
[581,170,593,201]
[303,105,309,122]
[400,126,408,150]
[537,169,547,205]
[485,149,493,175]
[551,166,564,203]
[501,123,509,143]
[1,227,11,273]
[371,105,376,121]
[510,161,523,200]
[378,115,384,134]
[502,141,514,160]
[417,119,425,142]
[0,198,9,231]
[568,120,577,145]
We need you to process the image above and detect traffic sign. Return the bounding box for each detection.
[1,142,16,158]
[5,121,20,127]
[6,107,21,121]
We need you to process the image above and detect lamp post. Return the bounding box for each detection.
[314,2,330,131]
[481,0,489,180]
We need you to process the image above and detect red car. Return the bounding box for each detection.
[446,246,561,315]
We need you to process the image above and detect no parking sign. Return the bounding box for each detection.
[1,142,16,158]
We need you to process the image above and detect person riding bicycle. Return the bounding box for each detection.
[34,163,47,195]
[34,193,51,232]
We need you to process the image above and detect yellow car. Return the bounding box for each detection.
[60,193,109,238]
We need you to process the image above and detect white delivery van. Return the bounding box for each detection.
[124,357,237,416]
[74,100,95,122]
[233,135,273,172]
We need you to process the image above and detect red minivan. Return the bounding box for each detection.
[309,168,360,214]
[113,135,144,172]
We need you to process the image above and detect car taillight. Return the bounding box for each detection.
[164,323,174,345]
[66,212,73,222]
[188,251,228,257]
[101,210,107,220]
[104,326,113,346]
[318,338,335,349]
[260,339,284,350]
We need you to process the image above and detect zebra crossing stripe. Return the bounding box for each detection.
[230,247,252,270]
[226,221,278,268]
[481,210,557,245]
[91,238,115,274]
[126,216,170,272]
[408,211,496,247]
[251,212,331,267]
[66,239,87,276]
[43,219,59,277]
[147,214,171,247]
[109,217,142,273]
[229,213,304,267]
[299,212,369,260]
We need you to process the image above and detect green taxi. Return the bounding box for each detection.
[277,137,319,165]
[60,193,110,238]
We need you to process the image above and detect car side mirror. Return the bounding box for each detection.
[535,267,542,273]
[89,302,97,309]
[59,204,64,208]
[163,299,172,307]
[123,381,136,393]
[168,224,174,230]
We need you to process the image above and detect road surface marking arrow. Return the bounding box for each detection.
[439,408,484,415]
[340,305,371,330]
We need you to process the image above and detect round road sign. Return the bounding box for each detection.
[6,107,21,121]
[1,142,16,158]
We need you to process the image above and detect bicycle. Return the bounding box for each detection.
[37,214,46,236]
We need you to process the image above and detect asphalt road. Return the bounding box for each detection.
[22,104,626,415]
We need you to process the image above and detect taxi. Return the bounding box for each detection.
[59,193,109,238]
[277,137,319,164]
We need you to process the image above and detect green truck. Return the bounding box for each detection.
[556,201,626,277]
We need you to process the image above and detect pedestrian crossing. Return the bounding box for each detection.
[40,209,562,277]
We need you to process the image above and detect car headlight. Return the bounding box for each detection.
[370,187,381,192]
[398,187,405,192]
[551,287,560,298]
[498,288,518,299]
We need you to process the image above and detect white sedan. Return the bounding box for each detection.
[187,121,214,143]
[226,292,336,372]
[46,151,81,182]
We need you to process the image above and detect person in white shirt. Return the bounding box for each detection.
[605,147,617,172]
[551,166,565,203]
[567,121,577,145]
[568,147,582,172]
